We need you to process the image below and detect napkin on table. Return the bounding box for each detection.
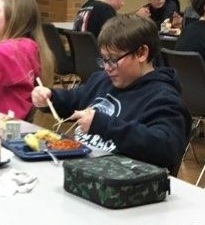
[0,169,38,197]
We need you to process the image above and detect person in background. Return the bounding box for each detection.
[136,0,182,29]
[0,0,54,120]
[32,14,191,173]
[175,0,205,61]
[73,0,124,38]
[182,4,200,28]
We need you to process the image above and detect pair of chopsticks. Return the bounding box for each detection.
[63,106,93,135]
[36,77,78,134]
[64,121,78,135]
[52,115,78,134]
[53,109,93,135]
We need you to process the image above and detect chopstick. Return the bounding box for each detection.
[53,106,89,132]
[53,116,77,134]
[36,77,61,122]
[53,116,73,127]
[63,106,92,135]
[64,121,78,135]
[53,118,73,133]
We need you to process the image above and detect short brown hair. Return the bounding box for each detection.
[98,13,159,62]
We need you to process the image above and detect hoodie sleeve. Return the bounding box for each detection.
[49,72,107,118]
[48,87,83,119]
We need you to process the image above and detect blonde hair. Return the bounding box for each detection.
[2,0,54,87]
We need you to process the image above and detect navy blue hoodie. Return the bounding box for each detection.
[50,67,192,171]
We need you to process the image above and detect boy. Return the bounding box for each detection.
[32,14,191,173]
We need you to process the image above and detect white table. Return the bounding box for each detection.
[0,121,205,225]
[52,22,74,31]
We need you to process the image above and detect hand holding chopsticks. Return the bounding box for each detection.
[54,108,94,135]
[35,78,94,135]
[64,108,94,135]
[36,77,61,123]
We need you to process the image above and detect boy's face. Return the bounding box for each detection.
[100,47,148,89]
[149,0,165,9]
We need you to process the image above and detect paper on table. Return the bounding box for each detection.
[0,169,38,197]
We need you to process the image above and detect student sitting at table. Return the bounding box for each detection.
[175,0,205,62]
[136,0,182,30]
[73,0,124,38]
[32,14,192,174]
[0,0,54,121]
[182,4,200,28]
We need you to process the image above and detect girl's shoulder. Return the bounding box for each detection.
[0,38,38,55]
[0,37,37,48]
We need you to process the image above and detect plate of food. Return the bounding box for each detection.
[160,18,181,37]
[161,28,181,36]
[2,130,91,161]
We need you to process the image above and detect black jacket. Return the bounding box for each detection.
[175,20,205,62]
[73,1,116,38]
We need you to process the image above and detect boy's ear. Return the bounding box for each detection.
[137,45,149,63]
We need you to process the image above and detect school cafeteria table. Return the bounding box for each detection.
[53,22,74,31]
[0,120,205,225]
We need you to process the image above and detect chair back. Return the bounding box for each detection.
[154,35,178,67]
[42,23,75,75]
[64,30,102,83]
[161,48,205,117]
[159,35,178,50]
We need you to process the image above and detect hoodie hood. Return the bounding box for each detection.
[132,67,182,93]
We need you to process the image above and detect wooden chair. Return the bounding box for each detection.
[161,48,205,183]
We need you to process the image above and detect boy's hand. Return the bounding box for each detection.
[32,86,52,108]
[69,108,95,133]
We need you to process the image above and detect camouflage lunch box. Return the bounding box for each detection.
[63,155,170,209]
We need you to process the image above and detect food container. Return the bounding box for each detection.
[5,120,21,140]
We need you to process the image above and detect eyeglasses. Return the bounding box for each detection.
[97,47,139,69]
